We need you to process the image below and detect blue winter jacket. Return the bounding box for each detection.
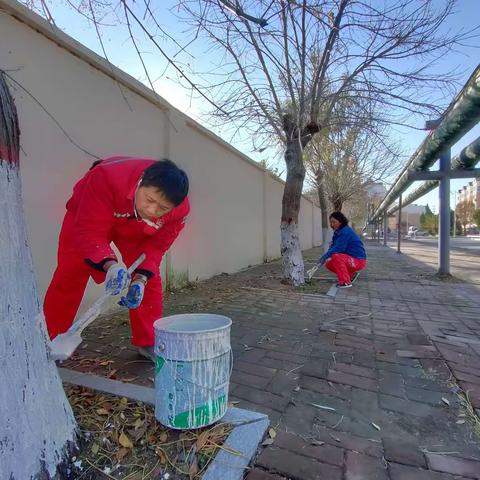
[320,225,366,263]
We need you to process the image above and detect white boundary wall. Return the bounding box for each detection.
[0,0,322,304]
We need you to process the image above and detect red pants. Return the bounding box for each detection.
[43,213,161,346]
[325,253,367,284]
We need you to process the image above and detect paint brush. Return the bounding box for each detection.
[305,262,322,284]
[49,253,146,361]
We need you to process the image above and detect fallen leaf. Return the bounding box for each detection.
[329,433,341,442]
[456,419,466,424]
[91,443,99,455]
[116,447,129,462]
[159,432,168,443]
[268,428,276,439]
[134,418,144,429]
[196,431,210,450]
[189,457,199,479]
[311,403,336,412]
[311,440,325,446]
[119,432,133,449]
[262,438,274,446]
[441,397,450,406]
[96,408,109,416]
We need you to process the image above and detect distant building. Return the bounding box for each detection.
[388,204,426,233]
[366,182,387,203]
[457,179,479,209]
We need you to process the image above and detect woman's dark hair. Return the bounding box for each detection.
[329,211,349,227]
[141,159,189,206]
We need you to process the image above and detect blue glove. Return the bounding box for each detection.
[119,281,145,309]
[318,255,326,265]
[105,264,131,295]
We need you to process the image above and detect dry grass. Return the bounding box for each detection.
[66,386,233,479]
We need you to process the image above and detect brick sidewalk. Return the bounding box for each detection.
[64,244,480,479]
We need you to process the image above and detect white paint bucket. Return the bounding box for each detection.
[153,314,232,429]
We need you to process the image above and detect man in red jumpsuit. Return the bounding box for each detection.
[43,156,190,361]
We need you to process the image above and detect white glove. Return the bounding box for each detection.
[105,263,131,295]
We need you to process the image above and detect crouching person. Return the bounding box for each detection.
[319,212,367,288]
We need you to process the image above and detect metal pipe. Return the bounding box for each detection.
[438,150,451,275]
[397,195,402,254]
[383,215,388,246]
[388,135,480,215]
[372,65,480,221]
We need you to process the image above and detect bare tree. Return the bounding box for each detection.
[0,72,77,479]
[23,0,477,285]
[172,0,474,284]
[456,199,475,234]
[306,117,402,212]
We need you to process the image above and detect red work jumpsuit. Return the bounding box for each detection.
[43,156,190,347]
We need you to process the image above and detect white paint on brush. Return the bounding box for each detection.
[281,222,305,286]
[0,161,77,479]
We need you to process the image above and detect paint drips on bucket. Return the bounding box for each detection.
[153,314,232,429]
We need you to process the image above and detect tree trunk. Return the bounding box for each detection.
[0,73,77,479]
[333,199,343,211]
[281,136,305,286]
[316,178,331,253]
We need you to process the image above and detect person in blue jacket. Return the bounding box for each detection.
[319,211,367,288]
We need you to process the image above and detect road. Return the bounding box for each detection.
[382,236,480,284]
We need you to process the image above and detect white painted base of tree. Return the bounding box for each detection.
[0,162,77,479]
[322,227,332,253]
[280,222,305,286]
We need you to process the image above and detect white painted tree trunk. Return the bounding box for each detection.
[0,161,77,479]
[0,131,77,478]
[322,227,332,253]
[280,222,305,286]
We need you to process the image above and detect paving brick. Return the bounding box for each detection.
[426,453,480,479]
[389,462,467,480]
[334,362,377,379]
[458,382,480,408]
[407,334,431,346]
[379,372,405,397]
[383,438,427,468]
[405,386,448,406]
[245,469,285,480]
[273,431,344,466]
[379,394,434,417]
[256,447,342,480]
[300,361,329,379]
[233,385,290,412]
[328,369,378,391]
[230,371,270,389]
[452,370,480,386]
[265,372,299,397]
[266,350,308,364]
[281,404,317,436]
[404,377,450,392]
[235,360,277,379]
[345,451,388,480]
[312,426,383,457]
[300,375,352,400]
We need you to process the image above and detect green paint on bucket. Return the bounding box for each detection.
[153,314,232,430]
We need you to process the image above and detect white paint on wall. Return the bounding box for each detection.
[0,162,77,479]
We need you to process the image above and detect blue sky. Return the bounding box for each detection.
[31,1,480,210]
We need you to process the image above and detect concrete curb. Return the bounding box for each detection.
[58,368,269,479]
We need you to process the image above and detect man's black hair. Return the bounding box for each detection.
[329,211,349,227]
[140,159,189,206]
